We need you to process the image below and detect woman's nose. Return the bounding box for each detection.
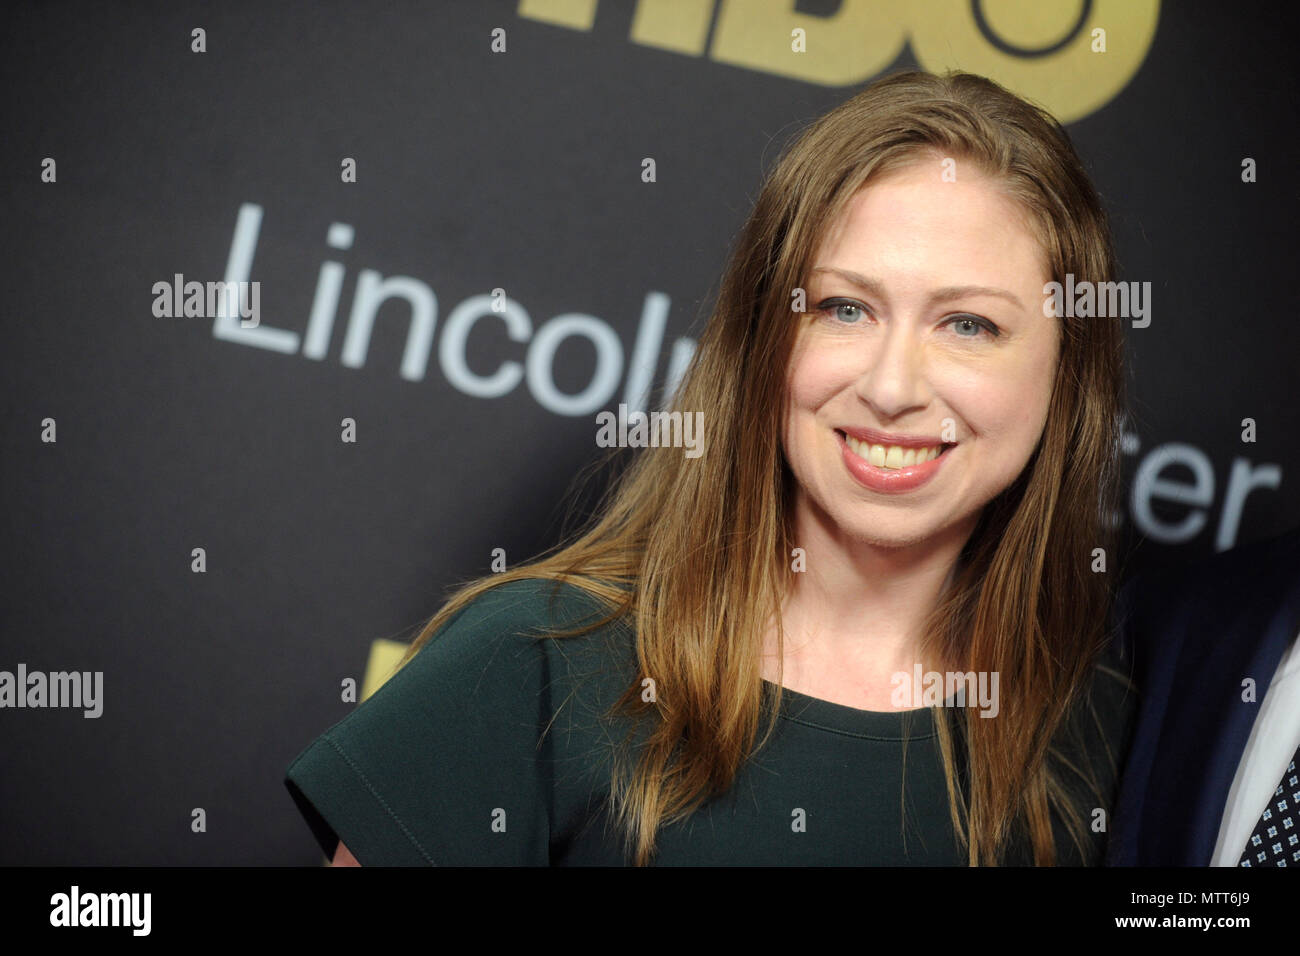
[851,321,927,417]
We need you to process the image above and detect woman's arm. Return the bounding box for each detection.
[331,841,360,867]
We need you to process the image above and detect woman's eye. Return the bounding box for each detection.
[947,314,1000,339]
[813,301,1000,339]
[816,299,867,323]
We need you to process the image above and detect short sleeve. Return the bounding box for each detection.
[284,581,575,866]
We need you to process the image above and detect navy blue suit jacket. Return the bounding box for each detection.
[1108,525,1300,865]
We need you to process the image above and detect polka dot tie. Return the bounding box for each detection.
[1239,748,1300,866]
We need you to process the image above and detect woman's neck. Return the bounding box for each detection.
[761,499,978,709]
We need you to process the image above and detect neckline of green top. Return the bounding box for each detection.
[761,678,949,740]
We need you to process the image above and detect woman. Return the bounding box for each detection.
[285,69,1136,867]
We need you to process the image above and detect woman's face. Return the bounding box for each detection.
[782,160,1060,551]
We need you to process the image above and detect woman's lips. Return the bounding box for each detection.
[835,429,954,494]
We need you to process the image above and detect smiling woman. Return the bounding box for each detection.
[284,69,1136,867]
[782,160,1061,561]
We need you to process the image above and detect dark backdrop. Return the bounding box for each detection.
[2,0,1297,864]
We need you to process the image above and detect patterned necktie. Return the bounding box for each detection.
[1239,746,1300,866]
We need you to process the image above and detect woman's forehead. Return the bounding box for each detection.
[806,175,1051,293]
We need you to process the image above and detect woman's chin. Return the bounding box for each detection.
[834,519,938,551]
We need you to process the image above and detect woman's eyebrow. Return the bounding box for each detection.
[810,265,1026,311]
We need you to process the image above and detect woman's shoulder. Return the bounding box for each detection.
[417,574,632,653]
[284,576,639,864]
[399,575,640,712]
[434,575,629,637]
[1050,635,1140,804]
[1087,631,1139,730]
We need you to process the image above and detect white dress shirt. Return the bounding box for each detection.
[1211,627,1300,865]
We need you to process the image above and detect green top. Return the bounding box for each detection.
[285,577,1136,865]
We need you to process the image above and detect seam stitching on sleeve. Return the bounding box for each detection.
[322,733,438,865]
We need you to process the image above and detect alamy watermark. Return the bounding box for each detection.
[890,664,1000,718]
[595,403,704,458]
[1043,274,1151,328]
[153,273,260,327]
[50,886,150,936]
[0,664,103,718]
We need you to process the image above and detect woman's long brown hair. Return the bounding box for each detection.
[397,70,1129,866]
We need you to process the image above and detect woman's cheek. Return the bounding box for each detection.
[791,348,850,405]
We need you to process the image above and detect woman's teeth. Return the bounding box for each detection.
[844,434,945,469]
